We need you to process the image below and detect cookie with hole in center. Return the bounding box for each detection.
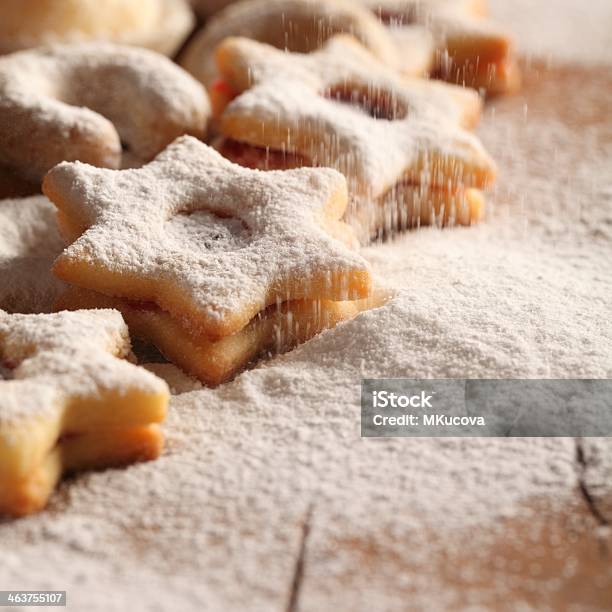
[43,136,372,340]
[212,36,495,196]
[211,35,495,240]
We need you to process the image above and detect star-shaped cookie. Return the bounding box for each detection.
[213,35,496,201]
[43,136,371,339]
[0,308,168,516]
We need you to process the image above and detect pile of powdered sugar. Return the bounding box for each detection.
[1,1,611,610]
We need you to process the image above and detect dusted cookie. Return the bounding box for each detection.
[0,0,195,57]
[0,43,210,185]
[212,35,495,239]
[214,139,484,238]
[213,36,494,197]
[0,309,169,516]
[181,0,402,87]
[358,184,485,237]
[43,136,372,339]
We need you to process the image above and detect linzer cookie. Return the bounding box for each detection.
[359,0,521,95]
[0,308,168,516]
[0,43,210,188]
[211,35,496,238]
[56,287,385,386]
[43,136,372,343]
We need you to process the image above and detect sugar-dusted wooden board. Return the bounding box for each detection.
[297,496,612,610]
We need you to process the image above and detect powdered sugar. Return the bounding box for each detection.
[0,67,610,609]
[143,363,204,394]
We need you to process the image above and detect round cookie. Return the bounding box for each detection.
[0,43,210,185]
[180,0,402,86]
[0,0,195,57]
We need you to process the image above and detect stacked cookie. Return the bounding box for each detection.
[357,0,521,95]
[0,309,168,516]
[206,34,496,240]
[45,136,375,386]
